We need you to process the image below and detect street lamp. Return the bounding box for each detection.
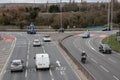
[60,0,63,29]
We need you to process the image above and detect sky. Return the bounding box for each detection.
[0,0,119,3]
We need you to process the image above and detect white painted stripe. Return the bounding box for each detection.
[113,75,119,80]
[91,58,98,64]
[49,69,53,76]
[26,61,28,67]
[108,58,117,63]
[25,70,28,78]
[42,46,46,53]
[100,65,109,72]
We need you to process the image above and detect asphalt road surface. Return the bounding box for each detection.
[62,31,120,80]
[1,32,80,80]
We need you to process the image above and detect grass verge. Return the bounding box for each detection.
[102,35,120,53]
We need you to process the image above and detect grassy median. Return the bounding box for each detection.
[102,35,120,53]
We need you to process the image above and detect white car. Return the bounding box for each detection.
[10,59,24,72]
[33,39,41,46]
[43,35,51,42]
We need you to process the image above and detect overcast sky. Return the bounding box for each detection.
[0,0,119,3]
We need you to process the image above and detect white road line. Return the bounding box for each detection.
[87,38,105,57]
[100,65,109,72]
[27,55,29,60]
[0,37,16,80]
[25,70,28,78]
[42,46,46,53]
[49,69,53,76]
[49,69,55,80]
[113,75,119,80]
[26,61,28,67]
[91,58,98,64]
[108,58,117,63]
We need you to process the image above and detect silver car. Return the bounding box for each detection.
[10,59,24,72]
[33,39,41,46]
[43,35,51,42]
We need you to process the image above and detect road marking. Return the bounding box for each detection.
[87,38,105,57]
[25,70,28,78]
[56,60,61,67]
[108,58,117,63]
[91,58,98,64]
[0,37,16,80]
[100,65,109,72]
[49,69,55,80]
[60,71,65,75]
[27,55,29,60]
[42,46,46,53]
[52,79,54,80]
[49,69,53,76]
[113,75,119,80]
[26,61,28,67]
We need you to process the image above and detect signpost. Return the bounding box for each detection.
[117,36,120,42]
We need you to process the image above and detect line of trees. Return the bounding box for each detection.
[0,2,120,29]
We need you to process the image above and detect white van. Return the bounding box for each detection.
[34,53,50,70]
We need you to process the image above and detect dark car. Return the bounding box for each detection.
[99,44,112,54]
[102,27,111,31]
[58,28,64,33]
[27,29,36,34]
[82,32,90,38]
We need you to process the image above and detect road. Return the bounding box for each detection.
[1,32,80,80]
[62,31,120,80]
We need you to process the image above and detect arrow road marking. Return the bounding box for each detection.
[56,60,61,67]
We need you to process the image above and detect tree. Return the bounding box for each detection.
[49,5,60,13]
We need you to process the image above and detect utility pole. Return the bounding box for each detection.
[108,0,110,30]
[60,0,63,29]
[110,0,113,30]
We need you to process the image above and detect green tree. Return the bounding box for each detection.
[49,5,60,13]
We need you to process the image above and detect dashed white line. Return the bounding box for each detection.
[100,65,109,72]
[25,70,28,78]
[91,58,98,64]
[49,69,55,80]
[49,69,53,76]
[108,58,117,63]
[113,75,119,80]
[27,55,29,60]
[42,46,46,53]
[26,61,28,67]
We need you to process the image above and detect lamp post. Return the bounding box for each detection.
[60,0,63,29]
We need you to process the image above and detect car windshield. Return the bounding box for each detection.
[104,44,110,49]
[12,62,21,65]
[44,36,50,38]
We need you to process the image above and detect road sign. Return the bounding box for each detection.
[117,36,120,42]
[29,22,35,29]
